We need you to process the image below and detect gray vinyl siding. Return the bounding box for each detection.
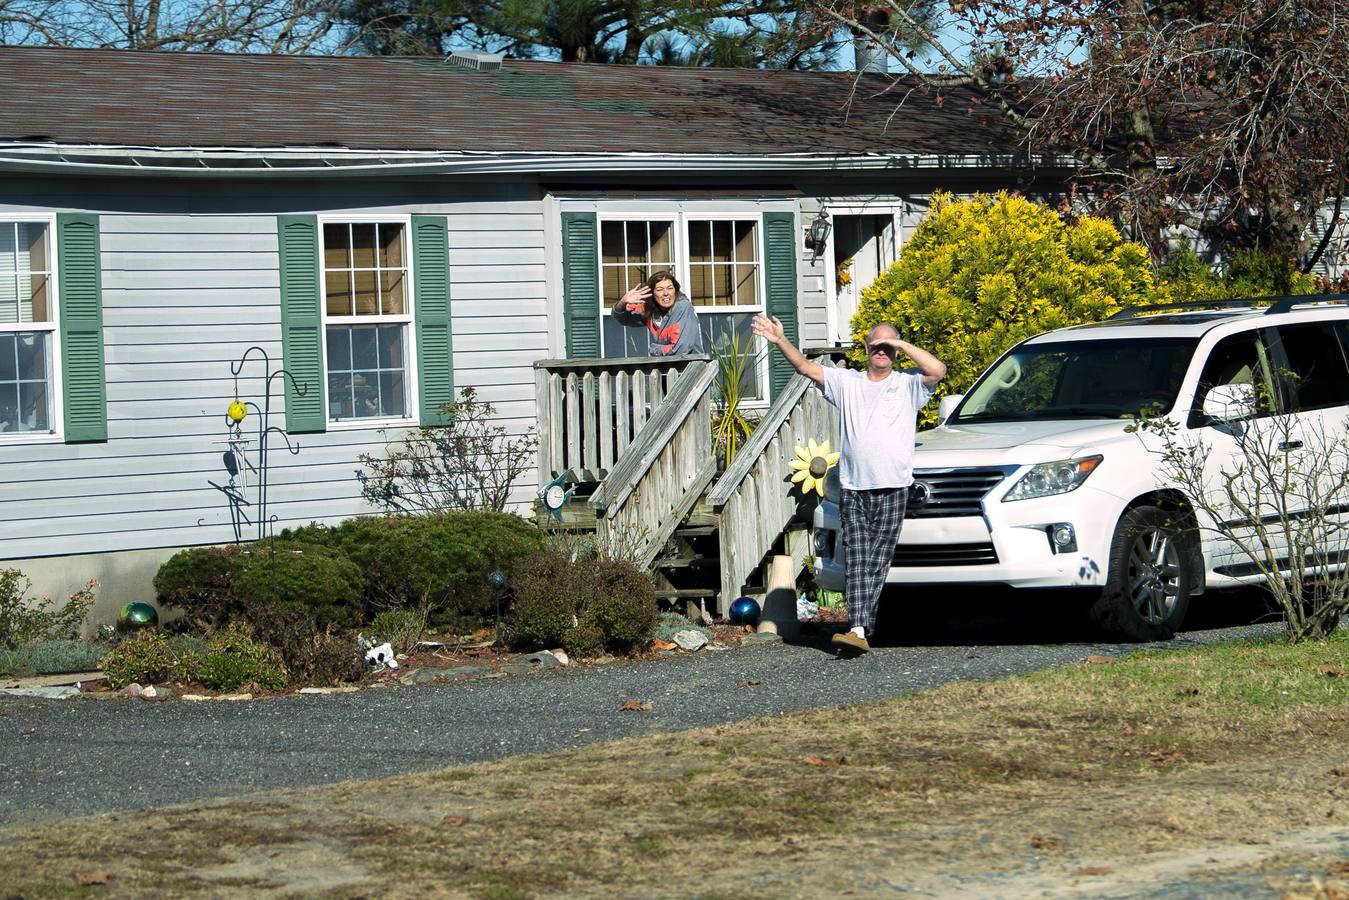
[0,181,548,561]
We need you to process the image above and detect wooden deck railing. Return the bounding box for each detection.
[589,359,719,568]
[534,355,710,486]
[706,360,840,614]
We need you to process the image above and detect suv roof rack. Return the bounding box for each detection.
[1108,294,1349,320]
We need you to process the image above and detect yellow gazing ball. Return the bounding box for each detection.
[227,401,248,423]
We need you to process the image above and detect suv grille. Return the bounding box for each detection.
[907,468,1010,518]
[892,542,999,567]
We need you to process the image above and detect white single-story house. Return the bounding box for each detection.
[0,45,1094,614]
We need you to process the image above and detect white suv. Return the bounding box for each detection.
[811,297,1349,640]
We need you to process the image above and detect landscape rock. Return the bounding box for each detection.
[520,651,563,669]
[741,632,784,645]
[119,683,145,698]
[400,668,448,686]
[298,686,361,695]
[547,649,570,667]
[673,630,709,652]
[450,665,493,679]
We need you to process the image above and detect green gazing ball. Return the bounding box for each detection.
[117,601,159,632]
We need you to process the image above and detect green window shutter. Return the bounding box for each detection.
[56,213,107,443]
[763,211,800,400]
[412,214,454,425]
[561,211,600,357]
[276,214,325,434]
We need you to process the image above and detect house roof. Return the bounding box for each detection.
[0,46,1052,177]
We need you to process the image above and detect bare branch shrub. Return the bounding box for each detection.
[357,387,537,514]
[1132,395,1349,641]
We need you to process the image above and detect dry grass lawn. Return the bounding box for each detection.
[3,634,1349,898]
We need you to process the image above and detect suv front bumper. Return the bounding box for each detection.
[811,486,1122,592]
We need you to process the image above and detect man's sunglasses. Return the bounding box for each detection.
[866,344,897,356]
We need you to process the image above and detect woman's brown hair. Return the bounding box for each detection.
[642,270,681,318]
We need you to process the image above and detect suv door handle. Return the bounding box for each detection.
[1278,440,1304,451]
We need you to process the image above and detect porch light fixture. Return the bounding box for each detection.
[804,209,831,259]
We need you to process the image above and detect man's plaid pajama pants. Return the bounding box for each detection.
[840,486,909,636]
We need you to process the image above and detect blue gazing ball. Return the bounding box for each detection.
[117,601,159,632]
[729,596,761,625]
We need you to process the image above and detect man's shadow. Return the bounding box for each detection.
[791,584,1279,651]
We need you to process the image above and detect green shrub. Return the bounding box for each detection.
[0,569,97,649]
[153,546,246,631]
[197,652,285,693]
[584,559,659,653]
[853,191,1159,428]
[0,639,105,677]
[233,545,364,628]
[509,551,658,657]
[1156,244,1317,303]
[562,619,605,660]
[368,608,428,656]
[101,630,174,689]
[510,551,595,650]
[172,650,204,684]
[196,622,285,692]
[315,511,543,629]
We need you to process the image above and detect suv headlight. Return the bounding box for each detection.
[1002,455,1102,502]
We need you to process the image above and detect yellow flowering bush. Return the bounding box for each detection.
[851,191,1160,428]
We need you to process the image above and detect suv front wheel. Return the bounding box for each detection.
[1088,505,1195,641]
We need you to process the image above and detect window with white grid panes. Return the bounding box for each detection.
[0,220,56,436]
[599,219,674,358]
[321,221,413,422]
[597,215,766,400]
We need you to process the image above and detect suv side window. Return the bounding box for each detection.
[1190,330,1280,427]
[1274,322,1349,412]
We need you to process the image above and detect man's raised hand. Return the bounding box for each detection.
[750,313,784,344]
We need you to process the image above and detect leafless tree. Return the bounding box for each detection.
[802,0,1349,270]
[1132,393,1349,641]
[0,0,348,53]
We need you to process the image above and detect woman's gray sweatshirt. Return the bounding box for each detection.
[612,294,705,356]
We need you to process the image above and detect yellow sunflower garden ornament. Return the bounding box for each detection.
[227,400,249,424]
[789,438,840,496]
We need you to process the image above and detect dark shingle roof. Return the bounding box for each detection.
[0,46,1024,157]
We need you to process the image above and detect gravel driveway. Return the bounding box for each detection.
[0,595,1281,828]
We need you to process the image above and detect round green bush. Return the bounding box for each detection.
[852,191,1157,428]
[509,551,658,657]
[101,630,174,689]
[153,546,246,630]
[322,511,544,628]
[587,559,659,653]
[233,545,364,628]
[509,551,595,650]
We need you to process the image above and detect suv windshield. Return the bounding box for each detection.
[951,338,1199,423]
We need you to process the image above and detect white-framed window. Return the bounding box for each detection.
[0,216,59,441]
[599,213,766,400]
[319,217,416,425]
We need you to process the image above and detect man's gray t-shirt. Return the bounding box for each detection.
[821,366,934,490]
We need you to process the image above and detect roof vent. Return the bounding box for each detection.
[446,50,503,72]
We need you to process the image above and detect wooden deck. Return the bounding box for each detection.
[534,352,841,617]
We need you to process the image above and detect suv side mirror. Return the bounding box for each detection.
[1201,383,1257,421]
[938,394,963,423]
